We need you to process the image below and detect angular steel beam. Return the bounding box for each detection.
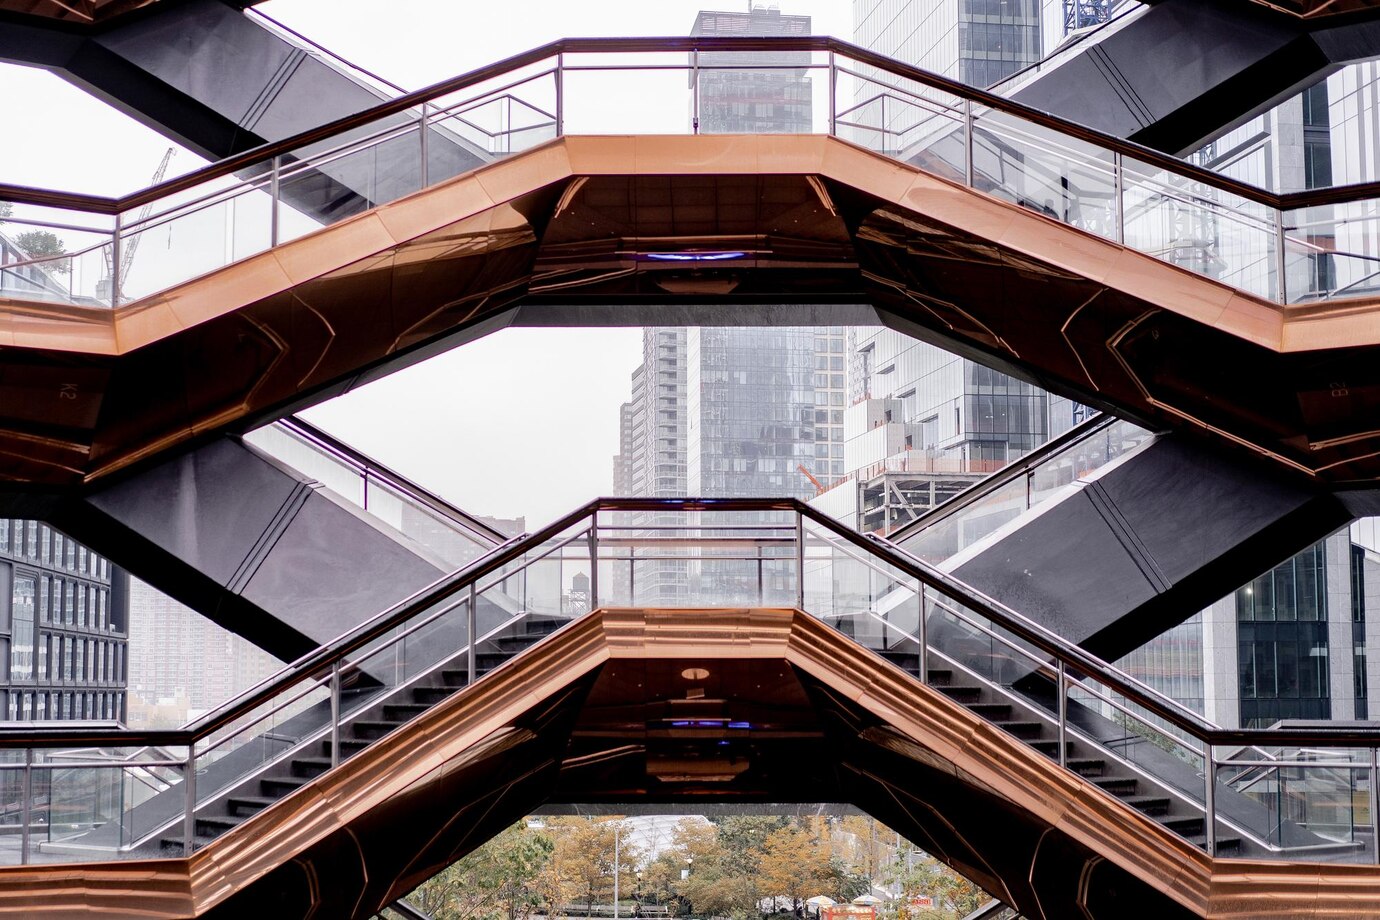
[1008,0,1380,155]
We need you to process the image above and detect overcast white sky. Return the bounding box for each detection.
[0,0,855,528]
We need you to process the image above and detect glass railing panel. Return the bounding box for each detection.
[24,746,190,861]
[1027,419,1153,505]
[969,107,1118,241]
[924,590,1061,726]
[694,52,831,137]
[242,423,497,569]
[801,520,922,675]
[1284,198,1380,304]
[0,202,116,307]
[1123,157,1280,300]
[192,664,333,810]
[425,65,558,167]
[834,60,964,176]
[116,176,274,303]
[1065,671,1207,801]
[1215,747,1375,862]
[333,590,473,749]
[598,509,797,609]
[902,477,1028,565]
[559,59,694,136]
[276,120,424,242]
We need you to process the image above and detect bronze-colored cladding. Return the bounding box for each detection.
[1,608,1379,919]
[7,135,1380,486]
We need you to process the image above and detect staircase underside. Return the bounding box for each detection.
[2,609,1378,920]
[5,136,1380,490]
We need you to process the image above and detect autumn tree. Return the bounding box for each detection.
[407,821,556,920]
[757,824,840,914]
[881,852,986,920]
[546,818,640,917]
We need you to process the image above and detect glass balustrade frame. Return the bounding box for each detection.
[0,499,1373,867]
[2,37,1380,309]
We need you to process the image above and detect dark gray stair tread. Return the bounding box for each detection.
[936,686,981,702]
[1092,777,1138,795]
[1123,796,1171,815]
[1067,759,1105,776]
[926,668,954,685]
[969,703,1013,717]
[196,815,247,831]
[228,796,278,815]
[993,720,1045,737]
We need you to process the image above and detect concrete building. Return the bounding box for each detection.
[0,520,128,722]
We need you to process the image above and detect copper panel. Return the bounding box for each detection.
[6,136,1380,485]
[0,609,1376,917]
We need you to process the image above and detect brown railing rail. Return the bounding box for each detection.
[0,35,1377,215]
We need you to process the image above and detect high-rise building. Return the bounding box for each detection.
[691,6,813,134]
[854,0,1044,88]
[0,520,128,722]
[125,580,282,728]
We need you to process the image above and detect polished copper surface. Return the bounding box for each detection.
[4,135,1380,487]
[0,608,1377,918]
[0,0,167,24]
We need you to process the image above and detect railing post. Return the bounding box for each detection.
[1056,660,1068,769]
[1370,746,1379,864]
[629,544,636,606]
[184,747,197,857]
[20,748,31,865]
[269,155,281,247]
[329,661,341,769]
[467,583,478,685]
[757,550,765,607]
[588,516,599,611]
[1276,206,1288,304]
[917,583,928,685]
[418,103,430,188]
[1113,150,1124,244]
[963,99,975,189]
[795,512,806,611]
[110,212,122,307]
[828,50,837,137]
[1204,744,1216,857]
[556,52,565,137]
[692,48,700,135]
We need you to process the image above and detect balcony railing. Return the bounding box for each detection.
[2,37,1380,311]
[0,499,1377,867]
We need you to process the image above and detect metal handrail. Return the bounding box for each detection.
[267,416,508,545]
[1,35,1378,216]
[3,496,1379,755]
[888,413,1124,542]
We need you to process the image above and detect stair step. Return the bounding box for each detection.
[227,796,277,818]
[1124,796,1171,817]
[290,757,333,778]
[382,702,430,720]
[936,686,981,703]
[322,738,370,757]
[350,719,405,740]
[1030,739,1074,758]
[413,686,457,704]
[1092,777,1138,796]
[926,668,954,686]
[993,720,1045,740]
[968,702,1013,720]
[1067,759,1106,778]
[260,775,309,796]
[195,815,246,836]
[1161,816,1205,836]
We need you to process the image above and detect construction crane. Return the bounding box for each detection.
[100,147,175,302]
[796,463,825,494]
